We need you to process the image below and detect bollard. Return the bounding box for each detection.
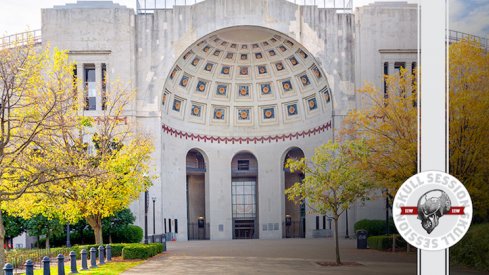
[57,254,65,275]
[162,233,167,252]
[3,263,13,275]
[42,256,51,275]
[106,244,112,262]
[69,251,78,274]
[25,259,34,275]
[80,249,88,270]
[98,245,105,265]
[90,247,97,268]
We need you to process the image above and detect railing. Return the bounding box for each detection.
[282,221,306,238]
[0,29,41,49]
[187,222,210,240]
[136,0,353,13]
[448,29,488,51]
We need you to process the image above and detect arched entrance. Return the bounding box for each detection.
[231,152,258,239]
[283,147,306,238]
[186,149,209,240]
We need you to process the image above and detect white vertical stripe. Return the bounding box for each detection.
[419,0,449,274]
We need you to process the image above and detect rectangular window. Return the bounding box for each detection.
[164,218,167,233]
[394,62,406,74]
[101,63,107,110]
[84,64,96,110]
[168,219,172,232]
[322,216,326,229]
[175,219,178,233]
[73,65,78,99]
[237,160,250,171]
[315,216,319,230]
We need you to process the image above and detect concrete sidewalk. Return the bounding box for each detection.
[122,239,485,275]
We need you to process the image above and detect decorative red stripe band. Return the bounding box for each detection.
[400,206,465,215]
[161,121,332,144]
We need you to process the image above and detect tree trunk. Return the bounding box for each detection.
[109,233,112,244]
[334,216,342,265]
[0,211,6,268]
[45,231,50,250]
[86,216,103,244]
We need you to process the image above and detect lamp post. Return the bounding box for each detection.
[144,190,149,244]
[66,223,71,247]
[152,197,156,235]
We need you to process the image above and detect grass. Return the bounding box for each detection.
[30,258,143,275]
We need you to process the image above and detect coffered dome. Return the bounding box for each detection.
[162,26,332,137]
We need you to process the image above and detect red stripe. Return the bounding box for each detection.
[400,206,465,215]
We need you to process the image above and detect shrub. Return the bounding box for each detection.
[367,235,406,250]
[354,219,397,236]
[122,243,163,260]
[451,223,489,272]
[111,225,143,243]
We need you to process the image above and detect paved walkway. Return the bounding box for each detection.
[123,239,486,275]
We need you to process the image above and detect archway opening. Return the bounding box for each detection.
[186,149,209,240]
[283,147,305,238]
[231,152,258,239]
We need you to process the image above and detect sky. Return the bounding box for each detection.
[0,0,488,38]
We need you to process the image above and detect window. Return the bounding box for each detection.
[72,65,78,99]
[315,216,320,230]
[84,64,96,110]
[101,63,107,110]
[237,160,250,171]
[394,62,406,74]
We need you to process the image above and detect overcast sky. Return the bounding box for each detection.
[0,0,487,38]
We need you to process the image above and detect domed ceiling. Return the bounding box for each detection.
[162,26,332,137]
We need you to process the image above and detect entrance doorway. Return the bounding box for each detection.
[231,152,258,239]
[283,147,306,238]
[186,149,209,240]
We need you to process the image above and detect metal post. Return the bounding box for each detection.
[57,254,65,275]
[385,194,390,234]
[3,263,13,275]
[90,247,97,268]
[42,256,51,275]
[66,223,71,248]
[144,190,149,244]
[98,246,105,265]
[345,208,350,238]
[106,244,112,262]
[25,259,34,275]
[152,197,156,235]
[80,249,88,270]
[69,251,78,274]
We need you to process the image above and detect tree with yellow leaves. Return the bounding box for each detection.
[343,39,489,223]
[0,41,77,266]
[285,140,373,265]
[7,81,154,245]
[342,67,417,196]
[449,39,489,222]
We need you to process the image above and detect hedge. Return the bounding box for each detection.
[367,235,407,250]
[451,223,489,272]
[6,242,165,267]
[111,225,144,243]
[354,219,398,236]
[122,243,164,260]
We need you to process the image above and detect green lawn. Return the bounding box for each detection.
[31,259,143,275]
